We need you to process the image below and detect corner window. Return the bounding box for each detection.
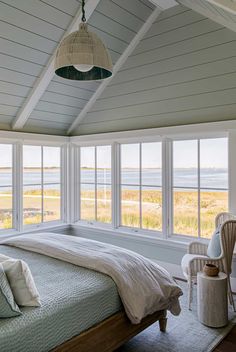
[80,145,112,223]
[120,142,162,231]
[0,144,13,229]
[23,145,61,226]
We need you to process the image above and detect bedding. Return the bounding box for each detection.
[0,245,122,352]
[0,256,41,307]
[0,263,22,318]
[1,232,183,324]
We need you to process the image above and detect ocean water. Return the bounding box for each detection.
[0,168,228,191]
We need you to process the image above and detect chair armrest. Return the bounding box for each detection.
[188,241,208,255]
[188,257,224,277]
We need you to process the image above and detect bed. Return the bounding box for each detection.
[0,233,182,352]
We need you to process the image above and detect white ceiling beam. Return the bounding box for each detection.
[12,0,100,130]
[178,0,236,32]
[206,0,236,15]
[67,6,163,135]
[148,0,178,9]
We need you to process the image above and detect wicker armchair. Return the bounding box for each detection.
[181,212,236,310]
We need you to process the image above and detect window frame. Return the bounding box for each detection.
[73,131,229,241]
[22,143,63,229]
[78,144,113,227]
[118,140,163,234]
[0,136,67,235]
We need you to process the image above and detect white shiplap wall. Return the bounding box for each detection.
[74,4,236,135]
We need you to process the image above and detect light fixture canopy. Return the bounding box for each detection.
[54,1,112,81]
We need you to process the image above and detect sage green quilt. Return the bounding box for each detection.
[0,245,122,352]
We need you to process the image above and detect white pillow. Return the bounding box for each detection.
[1,258,41,307]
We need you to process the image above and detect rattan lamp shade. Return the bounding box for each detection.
[55,23,112,80]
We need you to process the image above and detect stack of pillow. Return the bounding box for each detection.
[0,254,40,318]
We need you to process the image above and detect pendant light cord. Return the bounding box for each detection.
[82,0,86,22]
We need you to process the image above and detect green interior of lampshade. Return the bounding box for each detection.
[55,66,112,80]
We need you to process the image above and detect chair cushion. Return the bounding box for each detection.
[207,226,222,258]
[181,254,208,277]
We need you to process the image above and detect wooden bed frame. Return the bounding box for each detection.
[52,309,167,352]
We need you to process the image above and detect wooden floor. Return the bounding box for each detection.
[214,325,236,352]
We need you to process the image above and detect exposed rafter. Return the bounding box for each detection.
[178,0,236,32]
[12,0,100,130]
[148,0,178,9]
[67,6,164,135]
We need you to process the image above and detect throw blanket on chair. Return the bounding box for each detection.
[1,233,183,324]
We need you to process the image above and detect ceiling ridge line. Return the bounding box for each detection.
[67,5,163,135]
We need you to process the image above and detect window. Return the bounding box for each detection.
[23,145,61,226]
[172,138,228,238]
[120,142,162,231]
[80,145,111,223]
[0,144,13,229]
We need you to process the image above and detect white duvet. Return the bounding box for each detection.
[1,232,183,324]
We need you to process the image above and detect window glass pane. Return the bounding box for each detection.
[200,138,228,190]
[43,184,61,222]
[173,140,198,188]
[80,183,95,220]
[23,185,42,225]
[121,144,139,185]
[121,185,140,227]
[200,190,228,238]
[142,142,162,186]
[43,147,60,184]
[97,146,111,184]
[173,188,198,236]
[0,144,12,230]
[23,145,41,185]
[97,184,111,223]
[142,186,162,231]
[80,147,95,184]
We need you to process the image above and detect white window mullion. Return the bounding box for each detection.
[162,138,171,239]
[139,143,142,229]
[61,144,67,223]
[112,142,119,228]
[41,146,44,223]
[228,131,236,214]
[13,142,23,232]
[197,139,201,239]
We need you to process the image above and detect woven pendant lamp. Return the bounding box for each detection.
[55,0,112,81]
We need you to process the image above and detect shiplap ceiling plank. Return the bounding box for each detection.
[2,0,74,29]
[67,6,163,135]
[179,0,236,32]
[77,103,236,135]
[12,0,100,130]
[77,4,236,135]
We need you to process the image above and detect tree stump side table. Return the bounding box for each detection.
[197,272,228,327]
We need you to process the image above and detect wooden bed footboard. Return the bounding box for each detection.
[52,310,167,352]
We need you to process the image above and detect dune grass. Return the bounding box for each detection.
[80,189,228,238]
[0,188,228,238]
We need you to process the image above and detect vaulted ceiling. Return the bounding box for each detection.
[0,0,236,136]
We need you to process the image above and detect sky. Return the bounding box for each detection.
[0,138,228,169]
[80,138,228,169]
[0,145,60,167]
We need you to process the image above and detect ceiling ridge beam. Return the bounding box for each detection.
[67,6,163,135]
[12,0,100,130]
[178,0,236,32]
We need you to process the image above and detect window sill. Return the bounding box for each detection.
[0,221,68,240]
[72,221,208,250]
